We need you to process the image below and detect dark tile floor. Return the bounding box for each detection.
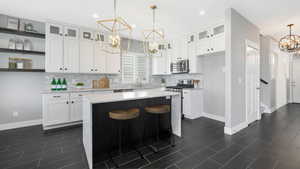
[1,104,300,169]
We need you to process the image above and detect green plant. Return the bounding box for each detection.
[76,82,84,86]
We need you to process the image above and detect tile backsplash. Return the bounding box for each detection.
[45,73,122,89]
[45,73,203,90]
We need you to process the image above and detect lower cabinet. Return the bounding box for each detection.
[182,89,203,119]
[41,92,82,130]
[42,91,113,130]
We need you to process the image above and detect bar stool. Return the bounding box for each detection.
[144,105,175,152]
[109,108,142,167]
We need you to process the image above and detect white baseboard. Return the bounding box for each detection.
[202,112,225,122]
[0,119,42,131]
[184,113,201,120]
[270,106,277,113]
[43,121,82,130]
[224,121,248,135]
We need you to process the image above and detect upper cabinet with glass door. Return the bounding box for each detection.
[196,22,225,56]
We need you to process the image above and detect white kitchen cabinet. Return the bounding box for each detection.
[196,23,225,56]
[42,93,70,127]
[197,30,211,56]
[93,39,107,73]
[80,29,95,73]
[106,53,121,74]
[42,91,114,130]
[69,96,83,122]
[63,26,79,73]
[211,24,225,53]
[46,23,79,73]
[46,23,64,72]
[80,30,112,74]
[172,37,188,62]
[152,42,172,75]
[187,34,203,74]
[182,89,203,119]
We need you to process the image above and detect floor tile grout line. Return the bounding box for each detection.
[215,138,259,169]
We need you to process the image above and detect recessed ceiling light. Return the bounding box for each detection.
[92,13,100,19]
[199,10,206,16]
[132,24,136,28]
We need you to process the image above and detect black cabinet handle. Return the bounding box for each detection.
[211,48,214,51]
[66,101,69,104]
[207,49,210,52]
[59,68,63,70]
[71,101,74,104]
[91,69,93,71]
[65,68,68,70]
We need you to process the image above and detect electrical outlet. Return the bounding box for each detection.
[13,112,19,117]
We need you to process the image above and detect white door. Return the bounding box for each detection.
[80,41,94,73]
[70,99,82,122]
[245,40,260,125]
[197,30,211,56]
[106,53,121,74]
[94,41,107,73]
[182,89,192,117]
[211,24,225,53]
[46,23,64,72]
[292,55,300,103]
[63,26,79,73]
[152,53,166,75]
[45,99,69,126]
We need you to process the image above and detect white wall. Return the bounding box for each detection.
[225,8,260,133]
[0,72,44,124]
[0,72,121,125]
[203,51,225,119]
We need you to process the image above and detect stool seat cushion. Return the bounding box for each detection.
[109,108,140,120]
[145,105,170,114]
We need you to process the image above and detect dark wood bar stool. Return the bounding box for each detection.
[109,108,142,167]
[144,105,175,152]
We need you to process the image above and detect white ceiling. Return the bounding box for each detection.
[0,0,300,40]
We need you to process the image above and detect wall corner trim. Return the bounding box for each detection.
[0,119,42,131]
[224,121,248,135]
[202,112,225,122]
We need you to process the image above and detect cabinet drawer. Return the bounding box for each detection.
[70,92,91,99]
[45,93,69,101]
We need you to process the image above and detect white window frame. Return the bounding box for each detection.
[121,52,149,84]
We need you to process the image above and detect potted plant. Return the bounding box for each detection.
[75,82,84,89]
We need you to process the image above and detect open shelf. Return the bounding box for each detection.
[0,68,45,72]
[0,48,45,55]
[0,27,45,39]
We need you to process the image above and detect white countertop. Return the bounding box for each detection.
[84,90,180,104]
[41,86,163,94]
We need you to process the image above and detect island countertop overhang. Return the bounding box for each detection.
[83,90,180,104]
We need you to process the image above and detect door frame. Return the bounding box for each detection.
[245,40,261,125]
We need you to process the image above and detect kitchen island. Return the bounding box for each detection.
[82,90,181,169]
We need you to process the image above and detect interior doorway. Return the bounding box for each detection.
[245,40,260,125]
[292,55,300,103]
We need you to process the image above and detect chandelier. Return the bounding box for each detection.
[143,5,165,55]
[279,24,300,53]
[96,0,132,54]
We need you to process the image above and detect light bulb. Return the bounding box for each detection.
[109,34,120,48]
[149,41,159,54]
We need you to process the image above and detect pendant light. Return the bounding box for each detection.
[143,5,165,55]
[279,24,300,53]
[96,0,132,54]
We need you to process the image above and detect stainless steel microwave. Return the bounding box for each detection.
[170,60,189,74]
